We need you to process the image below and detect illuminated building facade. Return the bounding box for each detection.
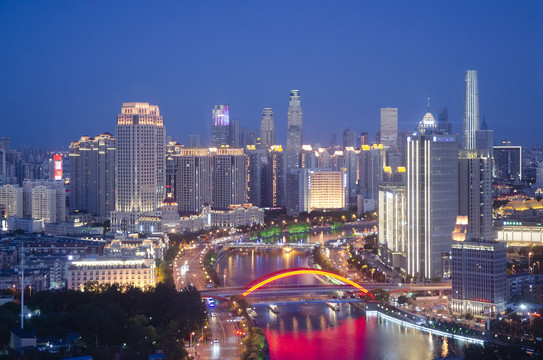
[0,184,23,218]
[266,146,286,207]
[69,133,116,220]
[406,111,458,279]
[378,183,407,272]
[211,148,248,210]
[462,70,479,150]
[380,108,398,150]
[111,103,165,233]
[451,216,506,317]
[299,145,317,169]
[260,108,275,148]
[308,170,346,211]
[286,90,303,170]
[67,258,156,291]
[494,143,522,181]
[212,105,230,146]
[176,148,212,213]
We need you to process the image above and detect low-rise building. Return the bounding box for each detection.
[67,257,156,290]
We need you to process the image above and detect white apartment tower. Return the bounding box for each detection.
[23,180,66,224]
[0,184,23,217]
[286,90,303,169]
[260,108,275,147]
[462,70,479,150]
[111,102,165,233]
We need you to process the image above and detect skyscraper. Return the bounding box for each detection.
[462,70,479,150]
[380,108,398,150]
[406,110,458,279]
[111,102,165,233]
[229,119,240,147]
[69,133,116,220]
[176,148,212,213]
[266,145,286,207]
[212,105,230,147]
[286,90,303,169]
[260,108,275,147]
[211,148,248,209]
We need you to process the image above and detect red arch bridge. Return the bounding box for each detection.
[199,267,451,301]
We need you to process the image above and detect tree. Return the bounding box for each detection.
[370,288,390,302]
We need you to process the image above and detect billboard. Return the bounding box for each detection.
[53,154,62,180]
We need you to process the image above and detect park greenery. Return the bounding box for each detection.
[202,249,221,286]
[8,283,207,360]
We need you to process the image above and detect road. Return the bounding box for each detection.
[191,303,241,360]
[173,244,242,359]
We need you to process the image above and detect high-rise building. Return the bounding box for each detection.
[165,141,182,199]
[380,108,398,150]
[176,148,212,213]
[451,216,507,317]
[342,128,357,148]
[211,148,247,210]
[69,133,116,220]
[359,132,369,147]
[494,142,522,181]
[458,149,493,241]
[378,183,407,272]
[462,70,479,150]
[23,180,66,224]
[286,168,345,216]
[187,134,204,147]
[212,105,230,147]
[0,184,23,217]
[230,119,240,147]
[266,145,286,207]
[111,102,165,233]
[246,146,267,207]
[240,127,250,148]
[300,145,317,169]
[260,108,275,148]
[406,110,458,279]
[286,90,303,170]
[358,144,385,202]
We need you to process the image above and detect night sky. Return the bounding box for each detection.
[1,1,542,149]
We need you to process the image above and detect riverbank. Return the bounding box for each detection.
[366,302,486,345]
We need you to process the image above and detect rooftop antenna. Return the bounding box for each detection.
[427,97,430,113]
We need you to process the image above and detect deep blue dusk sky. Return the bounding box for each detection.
[1,1,542,149]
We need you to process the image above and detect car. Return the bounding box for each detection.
[213,338,219,343]
[211,312,216,317]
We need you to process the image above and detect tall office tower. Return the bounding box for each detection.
[69,133,116,220]
[0,184,23,217]
[458,149,493,241]
[230,119,240,147]
[300,145,317,169]
[451,216,507,317]
[330,149,357,206]
[246,146,267,207]
[286,90,303,169]
[286,168,309,217]
[494,142,522,181]
[438,108,453,135]
[23,180,66,223]
[342,128,357,148]
[260,108,275,148]
[463,70,479,150]
[111,102,165,233]
[406,110,458,279]
[476,117,494,175]
[212,148,248,209]
[358,144,385,202]
[266,146,286,207]
[240,127,249,147]
[397,131,409,166]
[187,134,204,147]
[176,148,212,213]
[359,132,369,147]
[380,108,398,150]
[165,141,182,199]
[378,183,407,272]
[212,105,230,147]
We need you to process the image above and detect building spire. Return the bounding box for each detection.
[427,97,430,113]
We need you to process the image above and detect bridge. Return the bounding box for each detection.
[200,267,451,299]
[222,241,317,250]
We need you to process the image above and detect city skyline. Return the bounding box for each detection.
[1,2,541,149]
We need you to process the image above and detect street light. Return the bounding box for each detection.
[190,331,195,347]
[529,252,534,274]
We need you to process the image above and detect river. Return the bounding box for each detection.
[215,228,468,360]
